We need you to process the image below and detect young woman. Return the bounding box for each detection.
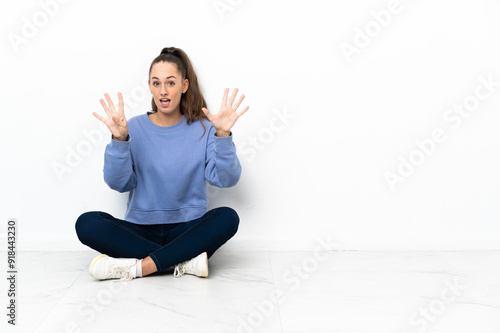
[75,47,248,281]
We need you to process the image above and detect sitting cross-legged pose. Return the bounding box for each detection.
[75,47,248,281]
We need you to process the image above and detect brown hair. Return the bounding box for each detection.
[149,47,208,129]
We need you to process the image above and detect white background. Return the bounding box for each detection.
[1,0,500,251]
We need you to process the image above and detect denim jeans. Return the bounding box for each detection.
[75,207,239,272]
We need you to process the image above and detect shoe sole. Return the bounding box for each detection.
[89,254,109,279]
[200,252,209,277]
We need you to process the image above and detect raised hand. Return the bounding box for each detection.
[202,88,249,137]
[93,92,129,141]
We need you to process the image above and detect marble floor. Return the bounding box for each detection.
[1,250,500,333]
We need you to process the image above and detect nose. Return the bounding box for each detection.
[160,84,167,96]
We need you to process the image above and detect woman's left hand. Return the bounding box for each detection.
[202,88,249,137]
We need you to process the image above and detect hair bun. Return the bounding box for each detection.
[160,47,175,56]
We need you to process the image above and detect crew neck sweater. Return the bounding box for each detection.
[103,112,241,225]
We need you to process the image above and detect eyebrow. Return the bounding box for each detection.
[151,76,176,80]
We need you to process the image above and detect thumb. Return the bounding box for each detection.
[201,107,211,118]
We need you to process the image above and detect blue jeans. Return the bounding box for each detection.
[75,207,239,272]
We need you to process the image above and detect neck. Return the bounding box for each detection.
[150,110,182,127]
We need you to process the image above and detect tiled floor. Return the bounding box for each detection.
[1,250,500,333]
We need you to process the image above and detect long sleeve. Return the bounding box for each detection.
[205,126,242,188]
[103,136,137,193]
[105,112,241,225]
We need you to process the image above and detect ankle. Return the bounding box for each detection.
[141,257,158,276]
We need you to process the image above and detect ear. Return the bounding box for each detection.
[183,79,189,94]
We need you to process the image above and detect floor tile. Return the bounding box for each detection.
[1,250,499,333]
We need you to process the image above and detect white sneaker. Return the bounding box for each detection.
[89,254,138,281]
[174,252,208,278]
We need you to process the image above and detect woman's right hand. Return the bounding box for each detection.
[93,92,129,141]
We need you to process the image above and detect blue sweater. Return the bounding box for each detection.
[103,112,241,225]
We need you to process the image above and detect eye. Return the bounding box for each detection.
[168,81,175,86]
[153,82,159,86]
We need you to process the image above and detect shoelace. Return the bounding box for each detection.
[173,263,185,278]
[111,263,136,281]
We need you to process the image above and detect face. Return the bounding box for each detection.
[149,61,188,116]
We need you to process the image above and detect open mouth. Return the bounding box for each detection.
[159,98,171,108]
